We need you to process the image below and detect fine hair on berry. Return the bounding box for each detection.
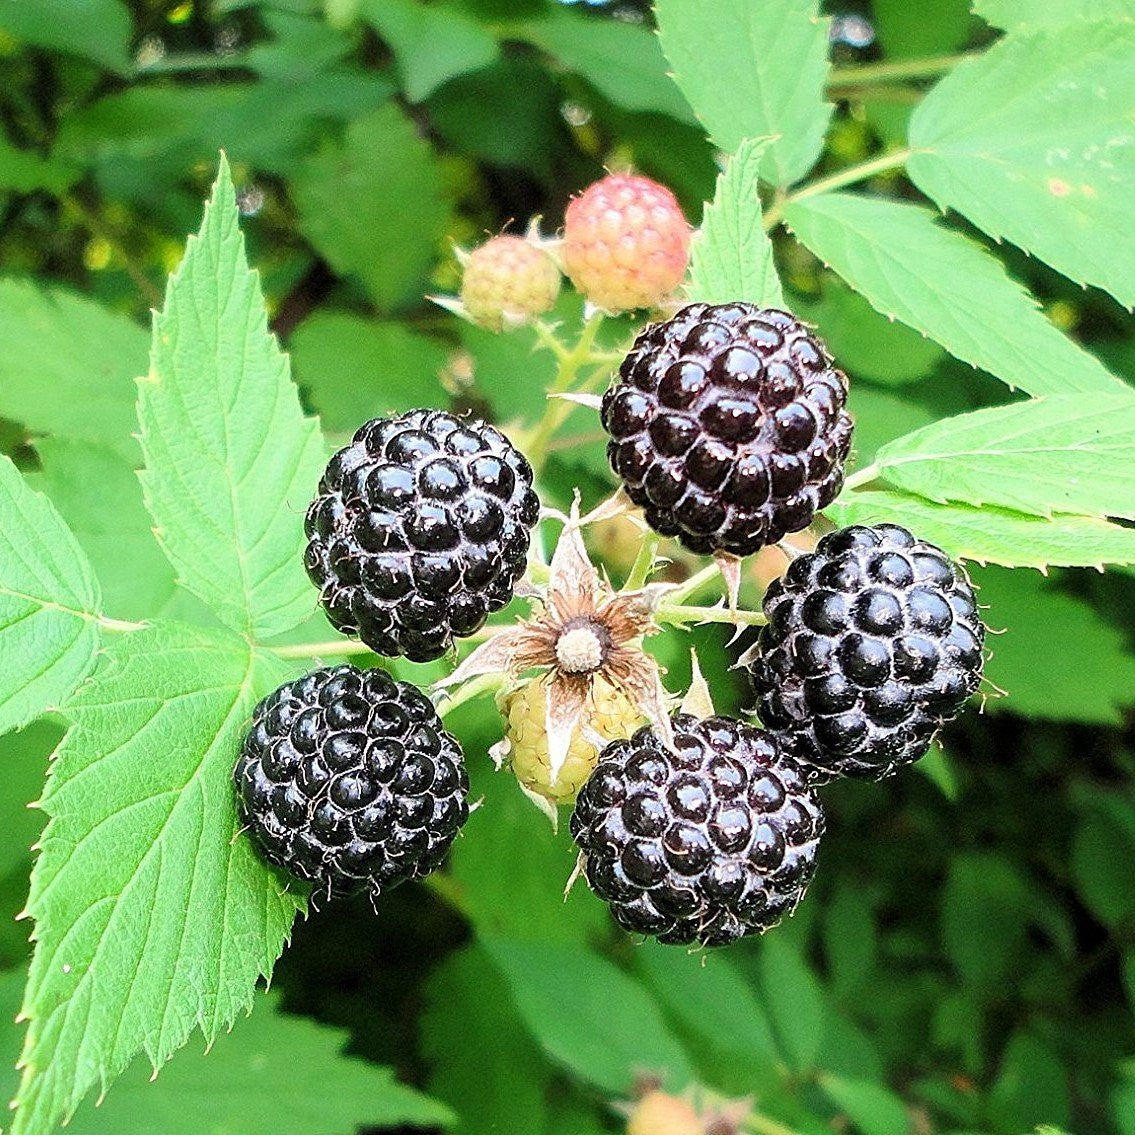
[304,409,540,662]
[570,714,823,947]
[748,523,986,781]
[602,302,854,556]
[235,664,469,901]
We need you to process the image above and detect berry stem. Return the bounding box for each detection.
[624,531,661,590]
[269,639,375,661]
[840,461,882,493]
[435,672,506,718]
[827,52,972,88]
[763,148,912,230]
[657,603,767,628]
[525,312,624,471]
[665,562,722,605]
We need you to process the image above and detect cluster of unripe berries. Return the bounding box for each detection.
[458,172,691,326]
[235,174,987,949]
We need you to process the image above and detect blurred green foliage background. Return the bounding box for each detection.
[0,2,1133,1134]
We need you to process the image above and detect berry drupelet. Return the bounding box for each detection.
[748,523,986,781]
[235,664,469,900]
[304,410,541,662]
[570,714,824,947]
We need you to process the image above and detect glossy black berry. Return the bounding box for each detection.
[235,664,469,899]
[601,303,854,555]
[570,715,823,947]
[748,524,986,781]
[304,410,540,662]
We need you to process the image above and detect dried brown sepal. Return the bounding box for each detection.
[433,513,677,782]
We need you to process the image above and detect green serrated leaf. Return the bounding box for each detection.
[1072,802,1135,926]
[829,490,1135,568]
[909,22,1135,309]
[12,622,306,1135]
[656,0,832,186]
[448,760,607,944]
[0,455,102,737]
[989,1031,1071,1132]
[512,10,695,124]
[291,104,449,312]
[482,938,694,1094]
[0,0,134,74]
[61,992,451,1135]
[0,279,147,459]
[421,947,550,1135]
[289,312,450,434]
[784,193,1126,397]
[361,0,498,103]
[689,138,783,307]
[942,853,1030,987]
[634,940,779,1085]
[973,566,1135,724]
[35,440,180,623]
[870,394,1135,520]
[974,0,1135,28]
[139,156,325,640]
[794,284,944,387]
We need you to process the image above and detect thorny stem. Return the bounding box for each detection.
[658,603,767,629]
[524,312,621,471]
[827,52,971,88]
[624,531,661,590]
[665,563,722,606]
[762,148,913,231]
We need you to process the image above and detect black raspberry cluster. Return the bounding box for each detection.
[568,301,986,947]
[235,409,542,904]
[233,284,986,947]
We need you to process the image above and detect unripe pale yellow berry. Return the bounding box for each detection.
[460,235,561,330]
[502,677,642,804]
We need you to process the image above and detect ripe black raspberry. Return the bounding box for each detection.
[304,410,540,662]
[601,303,853,556]
[570,715,823,947]
[749,524,986,781]
[235,664,469,899]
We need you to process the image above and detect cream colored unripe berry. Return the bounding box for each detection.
[460,235,561,331]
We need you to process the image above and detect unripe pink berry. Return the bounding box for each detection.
[562,173,690,312]
[460,235,561,331]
